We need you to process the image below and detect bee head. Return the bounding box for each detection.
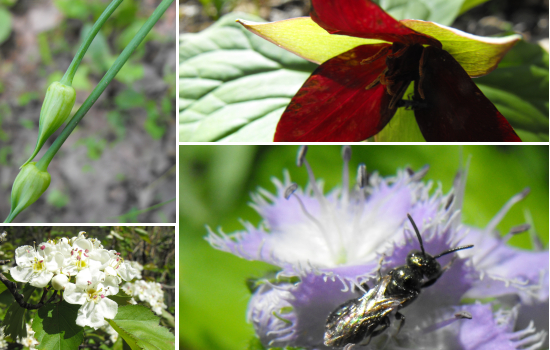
[406,214,473,280]
[407,250,441,279]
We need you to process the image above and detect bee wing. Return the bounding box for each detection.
[324,276,401,347]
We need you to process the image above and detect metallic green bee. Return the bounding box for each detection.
[324,214,473,348]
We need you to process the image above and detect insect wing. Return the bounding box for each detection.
[324,276,400,347]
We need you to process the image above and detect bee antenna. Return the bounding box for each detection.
[407,214,425,256]
[433,245,474,259]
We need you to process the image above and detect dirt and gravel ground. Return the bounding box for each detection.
[0,0,177,223]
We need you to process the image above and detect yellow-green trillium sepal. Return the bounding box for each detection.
[7,162,51,222]
[22,81,76,167]
[238,17,521,78]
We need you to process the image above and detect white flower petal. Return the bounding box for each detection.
[64,283,87,305]
[14,246,35,266]
[10,266,32,283]
[29,271,53,288]
[97,297,118,320]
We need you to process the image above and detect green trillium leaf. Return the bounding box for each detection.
[179,13,315,142]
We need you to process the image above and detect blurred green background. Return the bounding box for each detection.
[0,0,176,222]
[180,145,549,350]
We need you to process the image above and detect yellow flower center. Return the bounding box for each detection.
[32,257,45,272]
[74,250,88,270]
[86,287,104,303]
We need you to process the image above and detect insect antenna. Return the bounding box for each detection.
[407,214,426,256]
[408,213,474,258]
[433,245,474,259]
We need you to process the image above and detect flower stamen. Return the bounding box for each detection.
[485,188,530,235]
[421,311,472,334]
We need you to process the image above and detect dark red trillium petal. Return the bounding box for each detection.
[413,46,521,142]
[311,0,440,48]
[274,44,395,142]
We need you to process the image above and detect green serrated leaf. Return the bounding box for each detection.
[33,301,84,350]
[0,281,7,295]
[3,284,35,339]
[179,12,316,142]
[108,291,135,307]
[0,288,13,306]
[108,305,175,350]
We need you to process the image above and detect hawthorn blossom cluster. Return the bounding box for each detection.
[122,280,167,315]
[17,324,39,350]
[10,232,141,329]
[207,146,548,349]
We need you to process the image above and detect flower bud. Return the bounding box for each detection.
[22,81,76,167]
[51,274,69,290]
[6,162,51,222]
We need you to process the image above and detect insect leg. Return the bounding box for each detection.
[358,281,371,294]
[369,316,391,338]
[343,343,356,350]
[394,312,406,335]
[377,254,386,281]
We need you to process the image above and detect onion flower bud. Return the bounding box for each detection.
[6,162,51,222]
[22,81,76,167]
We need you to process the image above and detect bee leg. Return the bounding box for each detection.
[369,316,391,338]
[377,254,386,281]
[394,312,405,335]
[358,282,371,295]
[343,343,356,350]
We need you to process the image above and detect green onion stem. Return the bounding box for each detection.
[60,0,124,86]
[37,0,174,172]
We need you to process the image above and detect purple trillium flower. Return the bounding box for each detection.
[206,146,548,350]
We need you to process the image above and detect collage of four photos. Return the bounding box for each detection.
[0,0,549,349]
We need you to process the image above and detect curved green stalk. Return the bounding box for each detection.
[60,0,124,86]
[36,0,174,173]
[21,0,123,168]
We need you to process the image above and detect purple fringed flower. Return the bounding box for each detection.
[206,146,548,350]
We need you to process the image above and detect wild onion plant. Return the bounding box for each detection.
[4,0,174,223]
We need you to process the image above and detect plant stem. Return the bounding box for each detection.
[60,0,124,86]
[37,0,174,172]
